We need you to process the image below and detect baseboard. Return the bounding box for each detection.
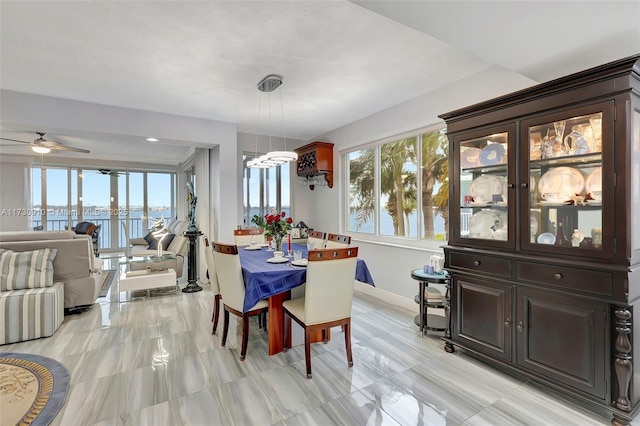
[354,281,417,313]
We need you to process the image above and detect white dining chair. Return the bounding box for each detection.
[234,228,266,246]
[203,235,221,334]
[212,241,268,360]
[282,246,359,378]
[325,233,352,249]
[306,230,327,250]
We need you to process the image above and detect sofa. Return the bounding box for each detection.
[128,219,188,278]
[0,230,103,344]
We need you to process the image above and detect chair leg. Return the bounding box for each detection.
[283,311,290,353]
[221,308,230,347]
[212,294,221,335]
[262,312,267,330]
[305,328,312,379]
[322,328,329,343]
[344,319,353,367]
[240,314,250,361]
[258,312,264,329]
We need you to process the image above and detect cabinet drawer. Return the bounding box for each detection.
[516,261,612,296]
[449,252,512,278]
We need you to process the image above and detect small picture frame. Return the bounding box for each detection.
[291,228,301,239]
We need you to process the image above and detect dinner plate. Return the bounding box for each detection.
[460,147,482,168]
[291,259,308,267]
[469,210,502,239]
[530,213,539,235]
[479,143,506,166]
[585,167,602,193]
[537,232,556,245]
[585,200,602,206]
[469,175,504,204]
[538,167,585,199]
[258,243,270,248]
[266,257,289,264]
[243,245,262,251]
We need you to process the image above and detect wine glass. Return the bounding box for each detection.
[553,120,566,145]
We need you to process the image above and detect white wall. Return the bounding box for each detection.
[0,155,32,231]
[298,65,537,306]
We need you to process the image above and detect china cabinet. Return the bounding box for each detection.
[440,55,640,425]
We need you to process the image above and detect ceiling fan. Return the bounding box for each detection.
[0,131,90,154]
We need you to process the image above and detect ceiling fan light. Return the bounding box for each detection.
[32,146,51,154]
[266,150,297,162]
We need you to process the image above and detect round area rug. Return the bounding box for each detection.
[0,352,69,426]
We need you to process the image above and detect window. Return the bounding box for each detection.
[32,166,176,251]
[346,127,448,245]
[243,155,291,227]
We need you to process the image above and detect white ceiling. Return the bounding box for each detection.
[1,1,638,165]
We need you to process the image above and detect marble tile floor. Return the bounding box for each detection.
[3,280,636,426]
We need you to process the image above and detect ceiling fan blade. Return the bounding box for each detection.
[54,145,90,153]
[0,137,30,144]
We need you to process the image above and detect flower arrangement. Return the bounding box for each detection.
[252,210,293,251]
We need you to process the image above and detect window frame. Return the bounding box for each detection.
[342,123,448,250]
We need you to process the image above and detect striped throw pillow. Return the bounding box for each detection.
[0,248,58,291]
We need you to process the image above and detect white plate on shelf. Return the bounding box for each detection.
[538,167,585,199]
[467,201,492,207]
[469,210,502,239]
[291,259,308,267]
[585,167,602,193]
[537,232,556,245]
[539,201,570,207]
[460,147,482,168]
[530,213,539,235]
[266,257,289,264]
[469,175,504,204]
[243,245,262,251]
[585,200,602,206]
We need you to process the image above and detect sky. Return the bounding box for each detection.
[33,168,174,207]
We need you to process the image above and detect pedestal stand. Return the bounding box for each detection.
[182,229,203,293]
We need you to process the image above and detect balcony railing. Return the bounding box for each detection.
[31,217,161,251]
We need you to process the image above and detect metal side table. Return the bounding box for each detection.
[411,268,447,337]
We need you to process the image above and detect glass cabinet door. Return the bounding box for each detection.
[521,101,614,258]
[452,124,515,247]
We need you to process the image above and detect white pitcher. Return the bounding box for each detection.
[430,254,444,273]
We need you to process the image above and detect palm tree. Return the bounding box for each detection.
[421,130,449,239]
[380,138,416,236]
[348,148,375,231]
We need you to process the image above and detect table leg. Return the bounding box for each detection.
[268,291,291,355]
[420,281,425,337]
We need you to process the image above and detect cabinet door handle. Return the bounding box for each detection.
[474,260,481,266]
[520,182,529,189]
[507,183,514,189]
[554,273,563,280]
[517,321,524,332]
[504,318,511,328]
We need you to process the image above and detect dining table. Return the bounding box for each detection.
[238,243,375,355]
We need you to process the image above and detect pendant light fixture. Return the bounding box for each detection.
[247,74,298,168]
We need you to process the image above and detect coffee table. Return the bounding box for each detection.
[119,268,177,299]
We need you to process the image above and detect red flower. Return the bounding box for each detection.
[281,211,286,217]
[286,217,293,224]
[274,216,281,222]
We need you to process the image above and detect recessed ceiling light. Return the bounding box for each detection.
[146,137,159,142]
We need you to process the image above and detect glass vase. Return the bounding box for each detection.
[273,234,283,252]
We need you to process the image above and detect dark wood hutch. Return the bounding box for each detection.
[439,55,640,425]
[294,141,333,190]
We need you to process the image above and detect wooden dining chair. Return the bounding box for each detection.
[234,228,265,246]
[306,230,327,250]
[212,242,268,360]
[282,247,359,378]
[203,235,221,334]
[325,233,352,248]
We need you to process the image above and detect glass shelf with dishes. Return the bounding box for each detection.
[526,111,604,250]
[457,129,512,242]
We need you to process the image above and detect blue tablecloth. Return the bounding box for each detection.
[239,243,375,312]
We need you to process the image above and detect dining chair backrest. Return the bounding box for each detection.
[325,233,352,249]
[212,242,245,312]
[305,247,359,325]
[202,235,219,295]
[307,230,327,250]
[234,228,265,246]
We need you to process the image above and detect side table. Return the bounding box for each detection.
[411,268,447,337]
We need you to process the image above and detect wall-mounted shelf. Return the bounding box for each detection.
[294,141,334,190]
